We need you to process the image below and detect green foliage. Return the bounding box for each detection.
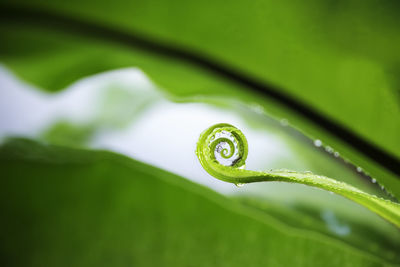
[0,139,398,266]
[41,121,95,147]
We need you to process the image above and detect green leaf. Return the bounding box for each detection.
[1,139,399,266]
[0,0,399,199]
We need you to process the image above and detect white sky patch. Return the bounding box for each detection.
[0,66,159,139]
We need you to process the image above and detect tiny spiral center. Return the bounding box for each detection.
[211,131,240,166]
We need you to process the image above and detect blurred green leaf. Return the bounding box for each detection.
[0,139,398,266]
[41,121,95,147]
[0,0,399,198]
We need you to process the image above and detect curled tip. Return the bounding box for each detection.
[195,124,400,228]
[196,124,248,181]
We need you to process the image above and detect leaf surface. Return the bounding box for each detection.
[0,139,398,266]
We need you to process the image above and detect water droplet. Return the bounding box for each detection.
[334,152,340,157]
[314,139,322,147]
[371,178,376,183]
[325,146,333,153]
[356,167,362,173]
[280,118,289,126]
[380,185,385,190]
[251,104,264,114]
[216,144,223,153]
[236,183,245,187]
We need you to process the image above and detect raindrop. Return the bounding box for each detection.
[280,118,289,126]
[314,139,322,147]
[251,104,264,114]
[371,178,376,183]
[325,146,333,153]
[216,144,223,153]
[334,152,340,157]
[236,183,245,187]
[356,167,362,173]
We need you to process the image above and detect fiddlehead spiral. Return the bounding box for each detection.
[196,123,400,227]
[197,123,247,167]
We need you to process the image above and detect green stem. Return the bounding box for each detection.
[196,123,400,228]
